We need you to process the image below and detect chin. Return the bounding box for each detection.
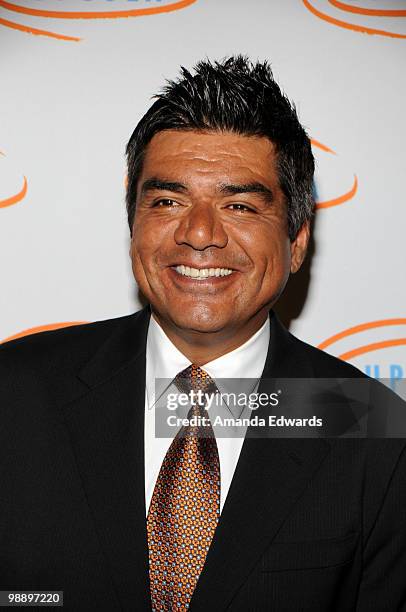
[169,308,228,334]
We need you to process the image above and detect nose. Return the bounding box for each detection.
[173,202,228,250]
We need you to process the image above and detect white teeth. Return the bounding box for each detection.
[174,266,233,279]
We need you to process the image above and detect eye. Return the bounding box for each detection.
[153,198,179,207]
[227,203,256,213]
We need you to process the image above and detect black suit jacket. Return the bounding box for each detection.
[1,307,406,611]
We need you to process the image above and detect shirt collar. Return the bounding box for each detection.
[145,314,270,414]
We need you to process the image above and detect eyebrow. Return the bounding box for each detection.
[141,178,187,196]
[219,182,275,203]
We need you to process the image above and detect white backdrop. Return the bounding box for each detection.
[1,0,405,387]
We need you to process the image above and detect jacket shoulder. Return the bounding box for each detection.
[287,330,367,379]
[0,311,143,373]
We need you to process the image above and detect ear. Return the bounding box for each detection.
[290,221,310,273]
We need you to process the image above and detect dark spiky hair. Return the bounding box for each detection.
[125,56,314,240]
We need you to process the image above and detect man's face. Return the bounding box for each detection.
[130,130,309,335]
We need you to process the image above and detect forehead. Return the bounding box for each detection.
[140,129,279,186]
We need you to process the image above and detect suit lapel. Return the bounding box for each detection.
[189,312,331,611]
[61,308,152,612]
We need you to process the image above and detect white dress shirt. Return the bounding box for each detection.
[144,314,270,514]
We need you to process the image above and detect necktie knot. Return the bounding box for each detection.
[174,364,218,396]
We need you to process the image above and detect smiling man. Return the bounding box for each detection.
[1,57,406,612]
[130,129,308,363]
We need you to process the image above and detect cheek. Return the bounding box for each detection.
[131,218,157,266]
[129,242,144,285]
[130,224,152,282]
[236,225,291,276]
[133,213,175,251]
[131,217,175,284]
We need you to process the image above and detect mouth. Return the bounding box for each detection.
[171,265,234,280]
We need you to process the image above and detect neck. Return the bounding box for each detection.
[151,309,269,365]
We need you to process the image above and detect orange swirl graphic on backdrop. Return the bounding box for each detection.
[0,175,28,208]
[303,0,406,38]
[310,139,335,154]
[0,0,197,41]
[316,175,358,209]
[311,139,358,209]
[0,0,197,19]
[318,318,406,361]
[0,0,197,42]
[329,0,406,18]
[0,15,81,41]
[1,321,87,343]
[0,151,28,208]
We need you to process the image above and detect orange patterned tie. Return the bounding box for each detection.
[147,365,221,611]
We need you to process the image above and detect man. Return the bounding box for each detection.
[1,57,405,611]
